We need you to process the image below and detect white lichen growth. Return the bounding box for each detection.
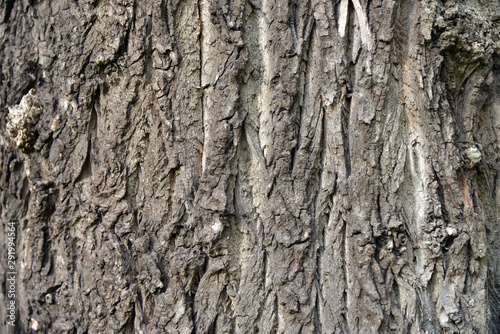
[445,226,458,237]
[210,218,223,233]
[463,145,481,168]
[7,89,42,153]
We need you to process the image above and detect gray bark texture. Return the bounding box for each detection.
[0,0,499,333]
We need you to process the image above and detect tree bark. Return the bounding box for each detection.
[1,0,499,333]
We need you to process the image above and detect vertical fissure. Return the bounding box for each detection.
[341,217,348,328]
[3,0,15,23]
[342,95,352,178]
[198,0,206,174]
[292,21,316,174]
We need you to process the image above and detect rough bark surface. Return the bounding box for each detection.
[0,0,499,333]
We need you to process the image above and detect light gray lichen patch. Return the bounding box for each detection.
[463,145,481,168]
[7,89,42,153]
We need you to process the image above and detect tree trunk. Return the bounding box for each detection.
[1,0,499,333]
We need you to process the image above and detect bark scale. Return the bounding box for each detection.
[0,0,499,333]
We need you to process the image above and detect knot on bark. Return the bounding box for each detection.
[7,89,42,153]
